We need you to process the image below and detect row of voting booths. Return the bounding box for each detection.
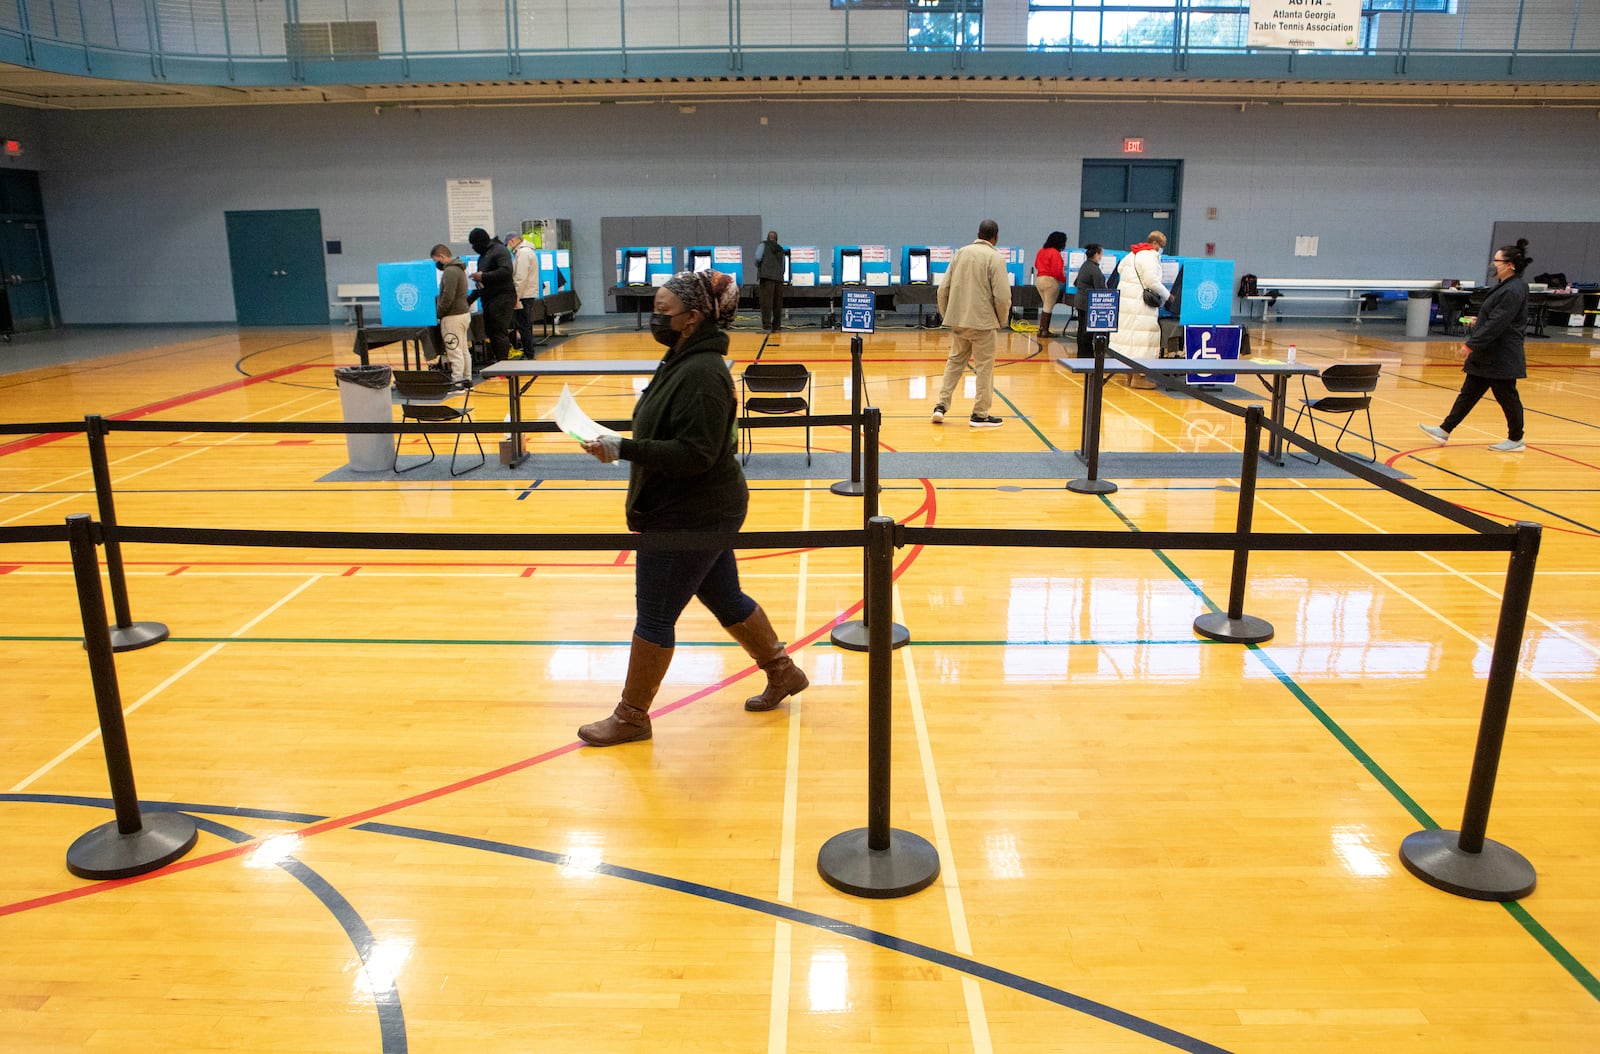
[611,241,1231,320]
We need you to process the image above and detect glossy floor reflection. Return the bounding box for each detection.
[0,318,1597,1052]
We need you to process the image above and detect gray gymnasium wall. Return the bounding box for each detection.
[20,98,1600,325]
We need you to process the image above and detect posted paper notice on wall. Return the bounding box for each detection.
[1247,0,1361,50]
[447,178,495,242]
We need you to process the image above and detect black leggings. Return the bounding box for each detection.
[1442,374,1524,441]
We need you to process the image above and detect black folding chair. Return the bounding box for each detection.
[391,370,485,476]
[1289,362,1383,464]
[739,363,812,466]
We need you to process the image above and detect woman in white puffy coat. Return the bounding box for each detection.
[1109,230,1170,360]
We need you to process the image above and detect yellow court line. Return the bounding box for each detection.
[7,574,326,793]
[893,586,994,1054]
[768,480,811,1053]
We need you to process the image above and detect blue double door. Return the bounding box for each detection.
[1079,160,1181,254]
[225,209,330,325]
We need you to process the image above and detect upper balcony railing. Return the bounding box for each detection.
[0,0,1595,87]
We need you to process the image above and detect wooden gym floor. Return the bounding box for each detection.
[0,315,1597,1052]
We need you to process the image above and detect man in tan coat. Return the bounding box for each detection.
[933,219,1012,427]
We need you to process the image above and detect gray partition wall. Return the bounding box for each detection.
[601,215,763,311]
[1489,222,1600,285]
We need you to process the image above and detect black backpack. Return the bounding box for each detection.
[1237,273,1259,298]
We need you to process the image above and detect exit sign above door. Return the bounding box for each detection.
[1122,138,1144,154]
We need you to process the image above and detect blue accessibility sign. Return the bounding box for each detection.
[841,289,876,334]
[1085,289,1119,333]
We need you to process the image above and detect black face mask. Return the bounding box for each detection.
[649,312,679,348]
[436,261,447,271]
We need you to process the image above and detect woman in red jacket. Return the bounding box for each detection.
[1033,231,1068,340]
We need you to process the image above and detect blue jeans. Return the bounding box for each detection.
[634,518,756,647]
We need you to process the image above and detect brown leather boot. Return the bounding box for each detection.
[577,634,674,746]
[724,605,809,712]
[1037,311,1053,339]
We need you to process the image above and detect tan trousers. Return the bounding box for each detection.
[439,313,472,381]
[936,326,997,418]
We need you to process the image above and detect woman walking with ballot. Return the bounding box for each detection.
[575,269,808,746]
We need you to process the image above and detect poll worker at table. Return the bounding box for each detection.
[430,243,472,382]
[932,219,1012,429]
[1033,230,1068,340]
[1110,231,1171,386]
[1419,239,1531,453]
[575,269,808,747]
[1073,243,1108,358]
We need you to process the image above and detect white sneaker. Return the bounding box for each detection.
[1418,424,1449,445]
[930,404,946,424]
[1487,439,1525,452]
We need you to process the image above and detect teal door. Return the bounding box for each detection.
[1079,160,1181,254]
[0,219,57,333]
[224,209,329,325]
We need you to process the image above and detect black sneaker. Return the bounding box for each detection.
[969,414,1003,428]
[930,404,946,424]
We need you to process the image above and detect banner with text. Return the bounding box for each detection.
[1247,0,1361,50]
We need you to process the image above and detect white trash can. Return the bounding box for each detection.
[1405,292,1433,338]
[334,364,395,471]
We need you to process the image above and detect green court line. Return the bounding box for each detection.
[991,388,1057,450]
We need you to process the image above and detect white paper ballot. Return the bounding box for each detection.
[551,384,622,445]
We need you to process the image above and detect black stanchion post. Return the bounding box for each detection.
[818,515,939,897]
[832,335,866,497]
[63,514,197,880]
[1193,404,1275,644]
[831,408,910,652]
[1067,334,1117,495]
[1400,521,1542,901]
[84,415,169,652]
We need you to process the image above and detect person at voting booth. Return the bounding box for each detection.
[1110,231,1171,388]
[429,244,472,382]
[756,230,786,332]
[1419,239,1532,453]
[932,219,1012,429]
[1033,231,1068,340]
[1074,243,1108,358]
[506,231,539,357]
[574,268,809,747]
[466,228,516,365]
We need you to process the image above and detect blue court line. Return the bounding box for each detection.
[2,795,406,1053]
[354,821,1236,1054]
[0,793,1230,1052]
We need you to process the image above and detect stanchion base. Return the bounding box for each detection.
[1066,477,1118,495]
[830,619,910,652]
[1399,829,1536,901]
[66,811,199,880]
[1193,612,1275,644]
[830,480,866,497]
[818,827,940,899]
[108,621,169,653]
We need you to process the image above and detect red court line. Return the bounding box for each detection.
[0,362,317,459]
[0,460,943,919]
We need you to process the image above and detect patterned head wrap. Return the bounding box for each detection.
[664,269,739,329]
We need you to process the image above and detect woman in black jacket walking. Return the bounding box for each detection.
[1420,239,1532,453]
[575,269,808,746]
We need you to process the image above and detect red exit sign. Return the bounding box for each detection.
[1122,137,1144,154]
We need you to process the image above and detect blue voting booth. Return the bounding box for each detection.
[377,260,438,327]
[616,246,674,288]
[788,246,821,287]
[1170,257,1235,326]
[832,246,891,286]
[1184,324,1243,385]
[683,246,744,284]
[1065,247,1121,299]
[536,249,571,297]
[996,247,1025,286]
